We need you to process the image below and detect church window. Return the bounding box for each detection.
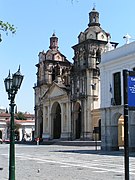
[133,67,135,71]
[80,79,82,92]
[101,34,104,39]
[92,17,96,22]
[62,68,65,75]
[71,80,74,94]
[113,72,121,105]
[77,80,79,92]
[89,34,93,39]
[96,49,101,64]
[93,69,99,77]
[52,68,55,81]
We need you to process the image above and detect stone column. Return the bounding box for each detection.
[83,97,93,140]
[101,108,110,150]
[61,102,71,140]
[101,108,118,151]
[42,106,50,140]
[67,100,72,139]
[35,109,40,138]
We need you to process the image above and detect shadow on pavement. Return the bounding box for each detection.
[51,149,135,157]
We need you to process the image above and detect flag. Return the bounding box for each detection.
[109,83,112,94]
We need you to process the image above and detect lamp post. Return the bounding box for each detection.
[4,66,24,180]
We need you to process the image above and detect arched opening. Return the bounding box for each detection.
[0,130,2,139]
[74,102,82,139]
[40,120,43,139]
[38,110,43,139]
[96,48,101,64]
[112,112,123,150]
[118,115,124,147]
[52,68,56,81]
[98,119,101,140]
[52,102,61,139]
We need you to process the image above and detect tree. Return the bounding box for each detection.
[6,121,21,140]
[15,112,27,120]
[0,21,16,41]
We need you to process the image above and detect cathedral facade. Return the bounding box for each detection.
[34,7,117,141]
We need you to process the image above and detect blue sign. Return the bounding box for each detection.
[128,76,135,107]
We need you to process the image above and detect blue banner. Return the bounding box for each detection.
[128,76,135,107]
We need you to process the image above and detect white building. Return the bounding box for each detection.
[0,113,35,141]
[100,41,135,151]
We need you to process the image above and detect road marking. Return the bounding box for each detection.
[60,165,71,168]
[14,154,130,174]
[92,170,109,173]
[2,153,135,176]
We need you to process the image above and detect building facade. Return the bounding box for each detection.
[0,112,35,141]
[100,41,135,151]
[34,7,117,141]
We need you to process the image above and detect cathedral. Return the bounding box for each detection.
[34,7,117,141]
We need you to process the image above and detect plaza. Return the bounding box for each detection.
[0,144,135,180]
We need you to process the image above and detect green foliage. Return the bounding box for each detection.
[0,21,16,34]
[15,112,27,120]
[0,21,16,42]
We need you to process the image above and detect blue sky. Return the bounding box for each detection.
[0,0,135,113]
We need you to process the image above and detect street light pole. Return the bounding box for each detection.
[4,66,24,180]
[123,69,129,180]
[9,94,15,180]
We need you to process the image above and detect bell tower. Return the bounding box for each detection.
[71,7,118,140]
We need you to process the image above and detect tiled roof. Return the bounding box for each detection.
[0,113,34,119]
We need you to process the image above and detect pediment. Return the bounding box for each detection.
[45,83,67,99]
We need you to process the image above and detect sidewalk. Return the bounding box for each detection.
[15,139,101,146]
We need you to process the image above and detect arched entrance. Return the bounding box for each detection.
[118,115,124,147]
[74,102,82,139]
[51,102,61,139]
[112,112,123,150]
[102,107,124,151]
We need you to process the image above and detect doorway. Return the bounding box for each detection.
[74,102,81,139]
[52,102,61,139]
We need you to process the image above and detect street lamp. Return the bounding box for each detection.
[4,66,24,180]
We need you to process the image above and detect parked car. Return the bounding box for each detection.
[3,139,10,143]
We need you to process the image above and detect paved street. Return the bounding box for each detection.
[0,144,135,180]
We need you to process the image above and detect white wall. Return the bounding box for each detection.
[100,41,135,108]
